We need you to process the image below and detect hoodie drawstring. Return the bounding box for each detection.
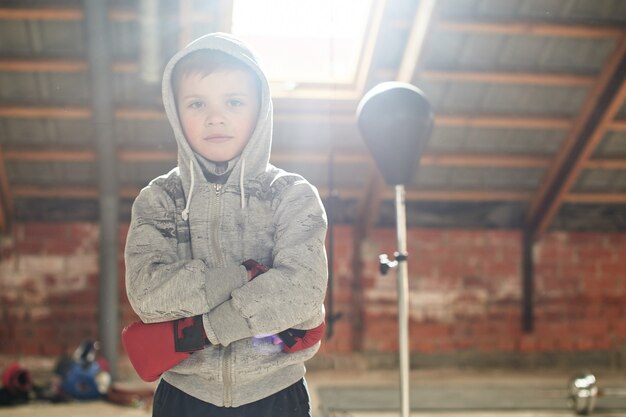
[240,158,246,209]
[182,160,195,221]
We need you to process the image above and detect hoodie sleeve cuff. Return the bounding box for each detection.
[203,300,252,346]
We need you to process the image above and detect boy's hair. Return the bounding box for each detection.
[172,49,261,99]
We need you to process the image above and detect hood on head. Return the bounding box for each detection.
[162,32,273,195]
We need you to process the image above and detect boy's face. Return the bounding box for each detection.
[177,69,260,162]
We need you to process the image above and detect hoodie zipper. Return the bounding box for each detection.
[211,183,232,405]
[223,344,233,406]
[210,183,225,267]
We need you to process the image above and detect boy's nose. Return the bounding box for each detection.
[204,113,225,126]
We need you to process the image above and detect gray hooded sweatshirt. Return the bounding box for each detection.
[124,33,328,407]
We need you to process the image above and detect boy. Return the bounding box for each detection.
[124,33,328,417]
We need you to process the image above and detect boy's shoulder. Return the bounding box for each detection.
[257,165,309,191]
[245,165,314,202]
[148,167,184,201]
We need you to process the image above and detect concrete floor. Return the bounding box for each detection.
[1,368,625,417]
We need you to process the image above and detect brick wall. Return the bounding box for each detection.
[319,226,626,360]
[2,222,626,366]
[0,223,137,358]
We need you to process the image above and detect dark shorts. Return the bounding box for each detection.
[152,378,311,417]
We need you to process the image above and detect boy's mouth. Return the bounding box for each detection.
[203,134,231,142]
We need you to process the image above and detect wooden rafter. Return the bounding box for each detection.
[0,106,90,119]
[12,185,140,199]
[421,154,550,168]
[12,148,626,171]
[0,104,576,130]
[396,0,437,83]
[354,0,388,96]
[0,7,82,20]
[0,7,136,21]
[611,120,626,131]
[3,149,95,161]
[436,115,571,130]
[564,193,626,204]
[585,158,626,170]
[437,20,624,38]
[420,70,595,87]
[9,183,535,203]
[0,59,135,73]
[3,149,175,163]
[527,34,626,238]
[0,59,86,72]
[404,188,531,202]
[535,77,626,236]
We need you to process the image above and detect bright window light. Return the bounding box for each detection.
[231,0,374,87]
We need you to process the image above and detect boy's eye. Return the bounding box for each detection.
[227,98,244,107]
[188,100,204,109]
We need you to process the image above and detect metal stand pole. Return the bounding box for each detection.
[395,184,410,417]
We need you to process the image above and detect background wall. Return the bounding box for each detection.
[1,223,625,371]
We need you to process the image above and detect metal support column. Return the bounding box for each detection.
[85,0,119,380]
[395,184,410,417]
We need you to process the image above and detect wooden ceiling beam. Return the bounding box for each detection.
[609,120,626,131]
[9,59,518,83]
[0,105,573,130]
[3,149,95,161]
[4,149,177,163]
[12,185,140,199]
[421,154,550,168]
[0,7,136,21]
[0,59,86,72]
[354,0,388,96]
[564,193,626,204]
[404,189,531,202]
[0,107,166,121]
[535,77,626,236]
[396,0,436,82]
[527,34,626,238]
[437,20,624,38]
[0,7,82,20]
[0,106,90,119]
[421,70,595,87]
[585,158,626,170]
[11,183,532,203]
[436,115,571,129]
[11,182,626,206]
[0,148,574,170]
[0,59,136,73]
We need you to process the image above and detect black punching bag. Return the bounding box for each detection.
[357,82,434,185]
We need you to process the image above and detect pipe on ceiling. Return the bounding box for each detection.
[85,0,119,380]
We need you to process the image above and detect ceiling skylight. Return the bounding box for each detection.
[231,0,375,92]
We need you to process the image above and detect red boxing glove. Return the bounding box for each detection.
[278,321,326,353]
[121,316,209,382]
[242,259,269,280]
[1,363,32,394]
